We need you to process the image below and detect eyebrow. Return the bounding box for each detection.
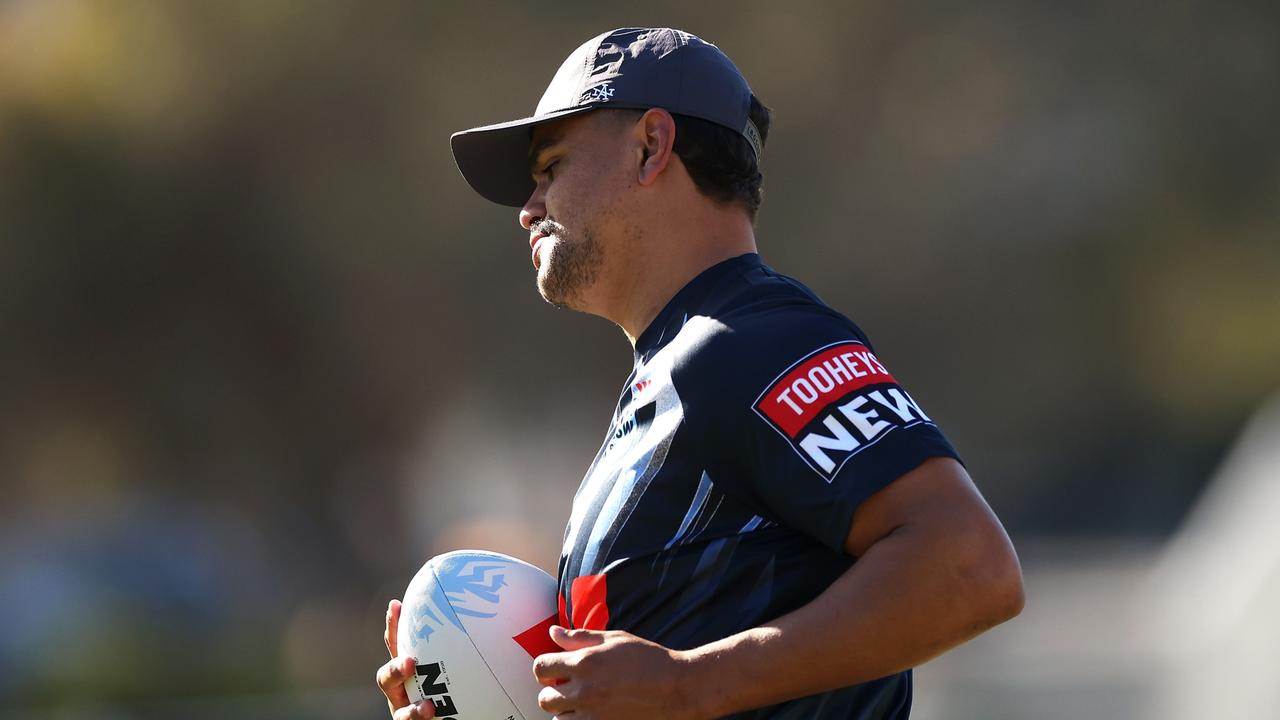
[527,135,563,173]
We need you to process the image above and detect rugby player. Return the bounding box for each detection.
[377,27,1023,719]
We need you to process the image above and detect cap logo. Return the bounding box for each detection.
[588,83,615,102]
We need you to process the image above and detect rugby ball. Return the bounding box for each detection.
[398,550,560,719]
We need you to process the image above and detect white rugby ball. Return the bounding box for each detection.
[398,550,559,719]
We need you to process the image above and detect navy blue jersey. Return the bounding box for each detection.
[556,253,960,719]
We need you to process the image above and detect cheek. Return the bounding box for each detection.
[545,175,590,223]
[566,165,628,217]
[545,148,631,223]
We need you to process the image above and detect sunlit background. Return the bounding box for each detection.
[1,1,1277,718]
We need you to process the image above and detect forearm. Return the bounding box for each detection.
[680,520,1024,717]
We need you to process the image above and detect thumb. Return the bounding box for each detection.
[550,625,607,651]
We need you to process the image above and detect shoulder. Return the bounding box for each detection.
[668,292,876,412]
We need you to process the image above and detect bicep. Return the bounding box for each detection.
[845,456,1006,559]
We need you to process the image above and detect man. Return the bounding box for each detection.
[377,27,1023,719]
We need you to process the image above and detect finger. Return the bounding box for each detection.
[538,683,575,713]
[550,625,607,651]
[376,655,416,709]
[532,650,577,684]
[392,700,437,720]
[385,599,402,658]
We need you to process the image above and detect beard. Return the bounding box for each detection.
[534,220,603,310]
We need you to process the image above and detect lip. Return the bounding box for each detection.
[530,232,546,269]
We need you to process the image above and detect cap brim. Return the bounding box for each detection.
[449,106,597,207]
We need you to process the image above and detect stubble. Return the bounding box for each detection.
[535,220,603,311]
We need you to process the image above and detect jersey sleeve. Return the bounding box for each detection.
[692,312,962,554]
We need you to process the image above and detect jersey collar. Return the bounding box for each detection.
[633,252,762,363]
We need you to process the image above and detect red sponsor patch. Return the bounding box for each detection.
[753,341,934,481]
[568,573,610,631]
[754,341,895,437]
[512,613,561,658]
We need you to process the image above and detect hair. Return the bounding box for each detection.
[608,96,772,219]
[672,96,771,220]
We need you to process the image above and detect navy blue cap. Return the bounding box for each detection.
[450,27,761,207]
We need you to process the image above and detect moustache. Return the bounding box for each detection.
[532,220,563,237]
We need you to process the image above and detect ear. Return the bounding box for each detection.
[634,108,677,187]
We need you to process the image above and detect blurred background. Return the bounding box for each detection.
[1,1,1277,718]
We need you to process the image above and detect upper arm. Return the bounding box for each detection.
[845,456,1023,611]
[845,456,990,557]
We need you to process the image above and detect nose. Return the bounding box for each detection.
[520,185,546,231]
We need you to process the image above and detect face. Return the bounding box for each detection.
[520,112,637,311]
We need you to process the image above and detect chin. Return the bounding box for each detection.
[534,267,561,305]
[534,232,601,312]
[537,270,586,311]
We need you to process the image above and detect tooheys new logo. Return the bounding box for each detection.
[753,341,933,481]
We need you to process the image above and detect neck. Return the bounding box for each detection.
[606,209,758,347]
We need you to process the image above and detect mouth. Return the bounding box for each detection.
[530,232,547,269]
